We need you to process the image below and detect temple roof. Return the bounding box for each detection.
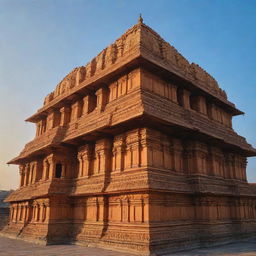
[26,18,243,123]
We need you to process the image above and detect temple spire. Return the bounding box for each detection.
[138,13,143,24]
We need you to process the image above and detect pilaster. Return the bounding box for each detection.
[60,106,71,126]
[95,87,109,112]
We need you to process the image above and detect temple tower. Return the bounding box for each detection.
[3,18,256,255]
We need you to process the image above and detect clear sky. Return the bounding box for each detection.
[0,0,256,190]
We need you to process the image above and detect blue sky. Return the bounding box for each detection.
[0,0,255,189]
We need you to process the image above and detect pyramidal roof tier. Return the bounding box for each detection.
[26,18,242,122]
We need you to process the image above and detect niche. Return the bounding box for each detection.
[55,163,62,178]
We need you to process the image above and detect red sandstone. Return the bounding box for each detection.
[2,17,256,255]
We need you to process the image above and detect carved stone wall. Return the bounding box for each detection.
[4,19,256,256]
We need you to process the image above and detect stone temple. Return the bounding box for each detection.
[3,17,256,255]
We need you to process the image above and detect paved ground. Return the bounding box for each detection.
[0,236,133,256]
[170,239,256,256]
[0,236,256,256]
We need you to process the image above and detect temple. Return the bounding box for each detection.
[3,17,256,255]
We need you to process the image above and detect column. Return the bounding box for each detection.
[182,89,190,109]
[82,153,90,177]
[173,139,183,172]
[36,121,41,137]
[77,153,83,177]
[42,159,49,180]
[82,95,89,115]
[45,204,50,223]
[112,135,125,172]
[32,162,38,184]
[170,84,178,103]
[60,106,71,126]
[95,139,112,174]
[17,205,21,221]
[23,205,27,222]
[78,145,91,177]
[28,163,33,185]
[97,197,105,222]
[197,95,207,115]
[19,165,25,187]
[24,164,30,186]
[131,141,140,168]
[14,205,18,222]
[210,147,219,176]
[95,87,108,112]
[46,111,54,130]
[26,205,30,222]
[35,204,39,222]
[39,204,44,222]
[140,132,148,167]
[70,101,80,122]
[109,82,118,102]
[47,155,55,180]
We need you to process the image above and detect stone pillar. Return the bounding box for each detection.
[82,95,89,115]
[182,89,190,109]
[45,204,50,223]
[173,139,183,172]
[125,129,141,169]
[19,165,25,187]
[82,153,91,177]
[78,145,92,177]
[70,100,82,122]
[39,204,44,222]
[24,164,30,186]
[77,154,83,177]
[131,141,140,168]
[163,138,174,170]
[192,142,208,175]
[46,111,54,130]
[42,159,49,180]
[35,204,39,222]
[210,147,220,176]
[87,197,98,221]
[197,96,207,115]
[22,205,26,222]
[112,135,125,172]
[97,197,105,222]
[13,205,18,222]
[140,129,148,167]
[95,87,109,112]
[32,162,38,184]
[17,205,21,221]
[41,118,47,134]
[25,205,30,222]
[109,82,118,102]
[95,138,112,174]
[47,155,55,180]
[241,157,247,181]
[170,84,178,103]
[36,121,41,137]
[60,106,71,126]
[122,198,130,222]
[28,163,33,185]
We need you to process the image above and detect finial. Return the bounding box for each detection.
[138,13,143,24]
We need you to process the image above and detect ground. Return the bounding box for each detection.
[0,236,256,256]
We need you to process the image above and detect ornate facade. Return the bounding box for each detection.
[3,17,256,255]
